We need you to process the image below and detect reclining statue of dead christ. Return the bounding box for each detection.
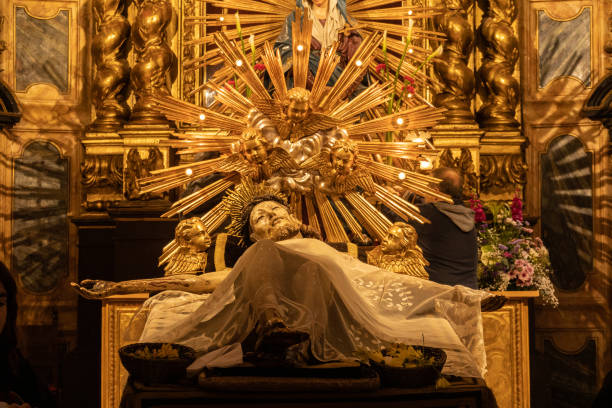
[72,182,491,378]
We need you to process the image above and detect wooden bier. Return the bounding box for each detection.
[101,291,538,408]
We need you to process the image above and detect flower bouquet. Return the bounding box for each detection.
[470,195,558,307]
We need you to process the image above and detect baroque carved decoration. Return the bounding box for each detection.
[124,148,164,200]
[438,148,479,195]
[81,154,123,188]
[182,0,197,104]
[479,154,526,192]
[92,0,131,131]
[130,0,175,123]
[476,0,520,130]
[433,0,476,123]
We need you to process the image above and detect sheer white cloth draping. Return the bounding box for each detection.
[126,238,489,378]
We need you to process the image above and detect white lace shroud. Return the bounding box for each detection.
[126,238,489,378]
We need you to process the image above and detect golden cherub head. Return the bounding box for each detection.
[239,127,270,165]
[380,222,417,256]
[285,87,311,123]
[175,217,212,253]
[330,137,357,176]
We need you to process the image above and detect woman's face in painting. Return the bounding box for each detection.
[311,0,329,8]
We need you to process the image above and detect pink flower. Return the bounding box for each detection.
[254,63,266,72]
[404,75,415,84]
[375,63,387,74]
[503,251,512,258]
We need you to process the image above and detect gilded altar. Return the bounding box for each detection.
[101,290,538,408]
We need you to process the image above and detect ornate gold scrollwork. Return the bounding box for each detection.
[433,0,476,123]
[479,154,526,191]
[124,147,164,200]
[182,0,197,104]
[438,148,479,195]
[81,154,123,188]
[92,0,131,131]
[130,0,175,124]
[477,0,520,130]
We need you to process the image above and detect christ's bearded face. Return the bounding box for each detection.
[249,201,300,242]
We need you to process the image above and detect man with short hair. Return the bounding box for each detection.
[409,167,478,289]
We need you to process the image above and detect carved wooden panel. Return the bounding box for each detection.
[101,294,149,408]
[482,292,537,408]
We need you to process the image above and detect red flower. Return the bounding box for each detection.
[404,75,415,84]
[403,85,415,94]
[375,63,387,74]
[254,63,266,72]
[470,194,487,223]
[226,79,235,89]
[511,194,523,222]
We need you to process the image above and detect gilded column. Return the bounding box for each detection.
[433,0,475,124]
[476,0,520,130]
[475,0,526,200]
[430,0,483,193]
[130,0,175,124]
[91,0,131,131]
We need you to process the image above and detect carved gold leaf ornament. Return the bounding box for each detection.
[139,3,454,244]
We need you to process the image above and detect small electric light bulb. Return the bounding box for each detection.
[408,48,414,54]
[412,137,423,143]
[297,44,304,51]
[396,117,404,125]
[408,10,413,16]
[185,168,193,176]
[407,93,413,98]
[199,113,205,120]
[236,59,243,67]
[398,172,406,180]
[355,59,363,67]
[420,160,432,170]
[219,16,224,21]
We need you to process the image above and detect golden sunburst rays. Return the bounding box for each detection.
[358,158,453,203]
[206,82,255,116]
[213,31,271,101]
[162,174,238,218]
[184,0,444,96]
[261,42,288,100]
[330,82,391,122]
[314,190,350,243]
[344,191,392,242]
[355,141,439,159]
[318,31,383,111]
[344,105,446,136]
[146,95,246,132]
[309,43,340,107]
[291,7,313,89]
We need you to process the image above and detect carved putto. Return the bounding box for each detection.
[367,222,429,279]
[162,217,211,275]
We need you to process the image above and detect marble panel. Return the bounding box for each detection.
[12,141,69,293]
[15,7,70,93]
[540,135,592,291]
[532,338,597,407]
[538,8,591,88]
